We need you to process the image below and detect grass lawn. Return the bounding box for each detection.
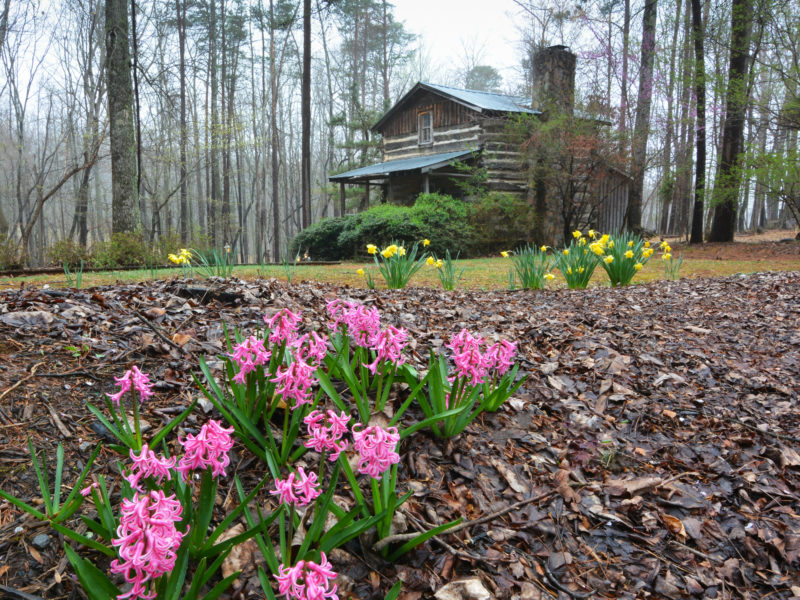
[2,249,798,291]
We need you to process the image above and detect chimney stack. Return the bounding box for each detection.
[531,45,576,117]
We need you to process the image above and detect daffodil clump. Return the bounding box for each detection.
[367,240,429,289]
[168,248,192,265]
[588,231,653,286]
[660,241,683,280]
[427,250,464,291]
[555,231,601,289]
[168,248,193,277]
[502,244,555,290]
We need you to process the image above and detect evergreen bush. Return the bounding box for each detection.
[290,194,474,259]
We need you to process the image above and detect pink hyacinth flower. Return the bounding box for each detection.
[366,325,408,375]
[124,443,176,492]
[484,339,518,376]
[266,308,303,345]
[447,329,490,386]
[291,331,329,368]
[230,335,271,385]
[176,419,235,481]
[271,467,321,507]
[107,366,154,406]
[343,304,381,348]
[110,490,187,600]
[304,409,350,461]
[274,552,338,600]
[352,424,400,479]
[271,356,317,408]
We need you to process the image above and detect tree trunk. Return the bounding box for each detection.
[708,0,753,242]
[627,0,657,232]
[301,0,312,230]
[177,0,188,243]
[209,0,220,246]
[270,0,281,261]
[105,0,138,233]
[689,0,706,243]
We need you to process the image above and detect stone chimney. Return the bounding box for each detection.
[531,45,576,117]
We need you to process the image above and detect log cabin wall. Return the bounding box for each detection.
[379,95,529,198]
[478,118,528,196]
[382,93,482,161]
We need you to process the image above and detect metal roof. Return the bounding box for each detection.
[329,150,475,183]
[371,82,540,132]
[422,82,539,115]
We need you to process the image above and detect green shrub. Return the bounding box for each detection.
[412,193,474,256]
[91,232,154,268]
[290,217,352,261]
[339,204,424,256]
[45,239,91,267]
[0,235,20,270]
[467,192,536,255]
[290,194,476,260]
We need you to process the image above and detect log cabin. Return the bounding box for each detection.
[330,46,630,244]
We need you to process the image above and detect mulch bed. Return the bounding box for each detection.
[0,271,798,600]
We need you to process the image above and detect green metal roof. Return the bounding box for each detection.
[329,150,475,183]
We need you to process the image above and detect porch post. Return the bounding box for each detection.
[339,183,346,216]
[423,173,430,194]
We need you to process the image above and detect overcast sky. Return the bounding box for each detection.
[390,0,526,88]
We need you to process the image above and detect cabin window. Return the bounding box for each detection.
[418,111,433,145]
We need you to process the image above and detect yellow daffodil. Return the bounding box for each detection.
[381,248,393,258]
[600,234,610,244]
[660,241,669,249]
[608,240,615,249]
[644,241,651,248]
[627,240,634,247]
[357,268,365,276]
[572,230,582,239]
[643,248,654,258]
[634,263,643,271]
[663,244,672,253]
[398,246,406,257]
[540,245,547,252]
[544,273,555,281]
[566,267,573,275]
[590,243,605,256]
[578,267,585,274]
[367,244,377,255]
[625,250,634,259]
[588,229,597,239]
[426,256,435,266]
[578,237,587,246]
[563,249,570,256]
[422,239,430,247]
[435,259,444,268]
[501,251,510,258]
[662,253,672,260]
[168,253,181,264]
[604,255,614,264]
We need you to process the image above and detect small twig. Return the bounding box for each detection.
[133,310,186,353]
[36,370,99,380]
[0,584,47,600]
[46,403,72,439]
[727,417,800,444]
[543,559,594,599]
[373,489,555,551]
[0,361,45,402]
[403,512,483,561]
[668,539,723,563]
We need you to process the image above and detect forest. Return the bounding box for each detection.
[0,0,798,267]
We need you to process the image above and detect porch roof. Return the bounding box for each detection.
[329,150,474,184]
